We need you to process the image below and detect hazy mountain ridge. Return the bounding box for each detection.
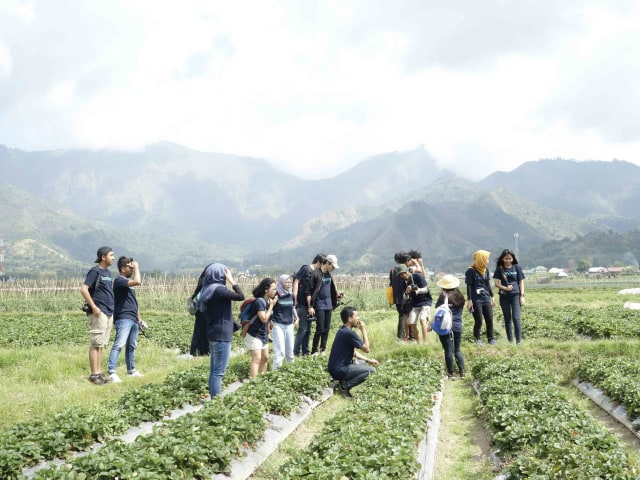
[480,158,640,229]
[1,144,639,275]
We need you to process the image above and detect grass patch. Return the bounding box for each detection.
[0,343,206,429]
[435,379,496,480]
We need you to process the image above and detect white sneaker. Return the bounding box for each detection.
[177,353,193,360]
[127,370,143,378]
[109,373,122,383]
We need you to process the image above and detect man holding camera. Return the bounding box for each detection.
[328,306,379,399]
[107,256,144,382]
[81,246,115,386]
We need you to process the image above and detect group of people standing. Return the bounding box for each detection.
[185,253,350,397]
[389,248,526,379]
[464,249,526,346]
[80,246,144,385]
[80,244,524,394]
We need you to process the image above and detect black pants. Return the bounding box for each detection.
[471,302,494,341]
[311,309,332,353]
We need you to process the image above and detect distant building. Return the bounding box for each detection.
[549,267,569,278]
[588,267,607,274]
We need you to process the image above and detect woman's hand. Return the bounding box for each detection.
[225,268,235,285]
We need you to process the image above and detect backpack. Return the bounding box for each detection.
[431,293,452,335]
[386,285,395,306]
[187,294,199,315]
[239,297,258,337]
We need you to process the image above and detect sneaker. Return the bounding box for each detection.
[320,351,327,357]
[109,372,122,383]
[489,339,497,345]
[88,374,107,386]
[475,339,484,346]
[447,374,456,381]
[337,385,353,399]
[177,353,193,360]
[460,371,466,378]
[127,370,143,378]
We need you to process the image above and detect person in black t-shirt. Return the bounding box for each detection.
[80,246,115,386]
[107,256,143,383]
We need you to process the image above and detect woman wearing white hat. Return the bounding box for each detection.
[429,274,466,380]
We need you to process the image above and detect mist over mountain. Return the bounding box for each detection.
[1,144,639,277]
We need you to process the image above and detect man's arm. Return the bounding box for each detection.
[355,321,378,365]
[80,270,101,315]
[354,350,379,366]
[292,277,300,307]
[357,320,371,353]
[127,260,141,287]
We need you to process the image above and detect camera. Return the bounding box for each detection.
[138,320,148,332]
[476,288,484,295]
[81,302,91,314]
[411,285,419,292]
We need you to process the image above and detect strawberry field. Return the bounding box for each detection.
[1,278,640,479]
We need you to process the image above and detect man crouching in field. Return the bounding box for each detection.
[327,306,379,399]
[80,246,115,386]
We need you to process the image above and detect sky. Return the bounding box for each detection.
[0,1,639,180]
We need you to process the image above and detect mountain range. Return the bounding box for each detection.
[1,143,639,277]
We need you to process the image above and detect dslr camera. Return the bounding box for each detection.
[138,320,149,332]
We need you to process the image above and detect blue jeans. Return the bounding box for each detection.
[438,330,465,375]
[272,322,295,369]
[499,294,522,343]
[339,361,376,390]
[107,318,139,373]
[294,307,313,355]
[208,341,231,397]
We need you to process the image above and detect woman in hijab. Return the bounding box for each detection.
[464,250,496,345]
[198,263,245,397]
[271,274,299,370]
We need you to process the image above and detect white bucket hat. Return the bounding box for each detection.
[437,274,460,289]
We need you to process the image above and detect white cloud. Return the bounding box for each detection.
[0,0,639,180]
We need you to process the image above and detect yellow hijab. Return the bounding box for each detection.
[470,250,491,277]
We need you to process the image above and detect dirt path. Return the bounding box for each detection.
[249,395,343,479]
[434,378,496,480]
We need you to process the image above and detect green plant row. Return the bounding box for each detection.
[486,304,640,343]
[575,357,640,425]
[280,348,444,480]
[472,356,639,479]
[0,361,248,479]
[32,358,333,479]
